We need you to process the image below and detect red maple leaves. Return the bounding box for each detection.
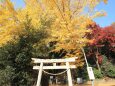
[86,22,115,64]
[88,23,115,51]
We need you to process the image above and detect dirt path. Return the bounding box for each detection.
[50,79,115,86]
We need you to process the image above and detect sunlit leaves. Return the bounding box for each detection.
[87,23,115,61]
[0,0,107,61]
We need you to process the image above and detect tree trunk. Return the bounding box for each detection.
[95,54,101,72]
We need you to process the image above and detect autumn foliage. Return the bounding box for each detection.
[0,0,107,58]
[1,0,113,85]
[86,22,115,65]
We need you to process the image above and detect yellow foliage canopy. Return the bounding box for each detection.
[0,0,107,58]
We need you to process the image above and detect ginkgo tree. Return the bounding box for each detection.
[0,0,107,67]
[42,0,107,58]
[0,0,107,56]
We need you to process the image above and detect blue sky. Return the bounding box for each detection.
[94,0,115,27]
[11,0,115,27]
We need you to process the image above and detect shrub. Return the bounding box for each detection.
[106,64,115,78]
[93,68,103,79]
[101,55,115,78]
[0,66,15,86]
[76,65,89,80]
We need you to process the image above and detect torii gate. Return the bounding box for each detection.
[32,57,78,86]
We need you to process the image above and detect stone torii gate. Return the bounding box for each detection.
[32,57,78,86]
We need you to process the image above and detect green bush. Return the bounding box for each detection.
[0,66,15,86]
[106,64,115,77]
[101,55,115,78]
[75,65,89,80]
[93,68,103,79]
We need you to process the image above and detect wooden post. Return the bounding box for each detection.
[36,62,43,86]
[66,62,73,86]
[53,63,56,66]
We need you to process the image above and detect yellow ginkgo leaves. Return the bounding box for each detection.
[0,0,107,60]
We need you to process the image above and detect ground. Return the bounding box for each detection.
[50,79,115,86]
